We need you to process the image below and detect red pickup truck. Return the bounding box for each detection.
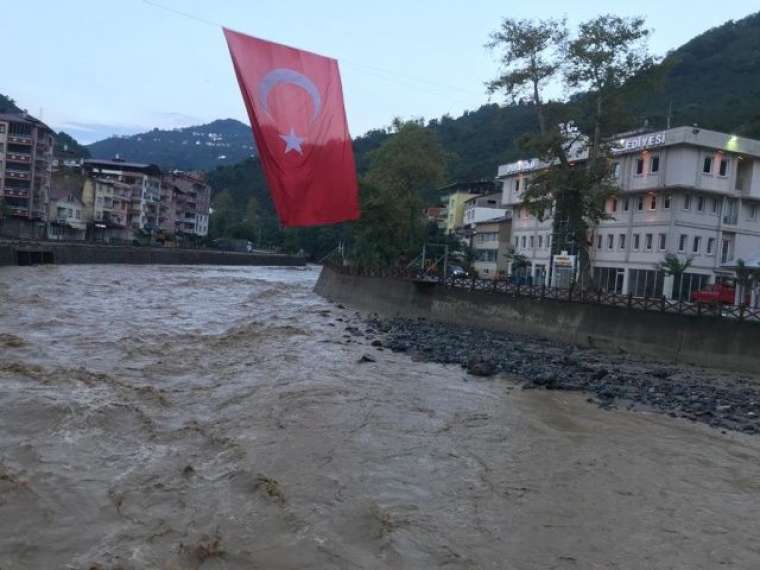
[691,283,741,305]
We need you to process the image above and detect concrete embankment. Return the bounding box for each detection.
[315,265,760,374]
[0,241,305,267]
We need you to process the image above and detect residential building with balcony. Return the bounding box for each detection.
[0,112,55,222]
[462,192,508,227]
[82,158,161,238]
[440,181,495,234]
[81,178,133,242]
[471,215,512,280]
[162,171,211,238]
[47,187,86,241]
[498,126,760,298]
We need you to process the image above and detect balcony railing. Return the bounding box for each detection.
[6,152,31,163]
[5,170,31,180]
[723,214,738,225]
[7,135,33,145]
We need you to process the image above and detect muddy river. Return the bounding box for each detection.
[0,265,758,569]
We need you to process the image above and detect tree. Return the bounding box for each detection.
[660,253,693,300]
[486,17,568,135]
[565,15,657,163]
[352,119,448,269]
[209,190,236,238]
[487,15,656,288]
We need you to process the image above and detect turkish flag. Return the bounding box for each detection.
[223,28,359,227]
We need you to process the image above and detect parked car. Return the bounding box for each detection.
[690,283,743,305]
[447,265,469,278]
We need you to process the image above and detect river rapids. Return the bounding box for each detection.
[0,265,758,569]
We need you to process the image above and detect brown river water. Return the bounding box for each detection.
[0,264,758,569]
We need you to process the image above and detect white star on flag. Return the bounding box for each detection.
[279,128,304,154]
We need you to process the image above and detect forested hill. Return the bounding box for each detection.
[87,119,256,170]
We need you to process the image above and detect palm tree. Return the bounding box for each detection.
[660,253,693,301]
[733,259,756,306]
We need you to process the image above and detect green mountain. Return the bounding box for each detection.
[54,131,90,159]
[87,119,256,170]
[0,94,22,114]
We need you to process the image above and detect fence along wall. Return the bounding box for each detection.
[315,265,760,375]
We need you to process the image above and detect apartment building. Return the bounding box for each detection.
[162,171,211,238]
[0,112,55,221]
[81,178,132,242]
[440,181,495,233]
[463,192,508,227]
[471,215,512,279]
[47,185,86,241]
[499,126,760,298]
[82,159,162,237]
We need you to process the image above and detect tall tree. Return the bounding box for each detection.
[565,15,657,163]
[352,119,448,268]
[486,18,568,135]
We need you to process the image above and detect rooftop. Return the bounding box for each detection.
[0,111,55,134]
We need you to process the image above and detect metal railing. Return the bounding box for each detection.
[324,260,760,324]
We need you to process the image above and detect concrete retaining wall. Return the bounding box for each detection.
[315,266,760,374]
[0,242,305,267]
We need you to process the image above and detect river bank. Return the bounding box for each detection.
[352,315,760,434]
[0,239,305,267]
[1,265,759,568]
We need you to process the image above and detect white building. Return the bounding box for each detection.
[463,193,508,227]
[499,126,760,297]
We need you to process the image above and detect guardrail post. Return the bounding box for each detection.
[627,293,633,309]
[739,304,746,322]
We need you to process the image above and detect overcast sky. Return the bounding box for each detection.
[2,1,757,144]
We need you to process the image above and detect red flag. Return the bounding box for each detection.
[223,28,359,227]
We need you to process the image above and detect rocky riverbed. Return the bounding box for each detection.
[344,315,760,435]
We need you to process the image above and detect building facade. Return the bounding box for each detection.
[162,171,211,238]
[462,192,507,227]
[82,159,162,238]
[0,112,55,222]
[471,216,512,279]
[440,181,495,233]
[499,127,760,297]
[81,178,132,242]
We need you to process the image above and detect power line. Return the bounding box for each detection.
[140,0,485,99]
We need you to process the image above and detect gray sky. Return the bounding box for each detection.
[2,1,757,144]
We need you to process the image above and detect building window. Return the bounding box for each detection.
[636,158,645,175]
[664,194,671,209]
[683,194,691,210]
[521,236,526,248]
[692,236,702,254]
[711,198,719,214]
[633,234,641,251]
[703,157,713,174]
[611,198,618,213]
[538,235,543,248]
[658,233,667,250]
[651,155,660,173]
[750,204,758,220]
[597,234,603,249]
[618,234,626,250]
[645,233,653,251]
[623,198,630,212]
[514,237,519,248]
[607,234,614,250]
[547,234,552,248]
[707,237,715,255]
[649,195,657,210]
[678,234,687,252]
[719,158,729,177]
[529,236,534,248]
[612,162,621,177]
[515,178,521,192]
[637,196,644,211]
[697,196,704,212]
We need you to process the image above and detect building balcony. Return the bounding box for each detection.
[9,206,30,217]
[6,152,32,164]
[5,170,31,180]
[7,135,33,145]
[2,188,29,198]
